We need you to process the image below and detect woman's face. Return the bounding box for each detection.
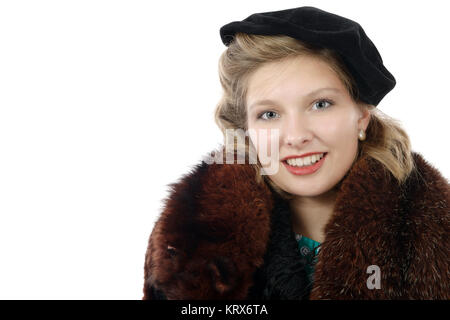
[246,55,371,197]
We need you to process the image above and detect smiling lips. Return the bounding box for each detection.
[283,152,326,167]
[282,152,328,175]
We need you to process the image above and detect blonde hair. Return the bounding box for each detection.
[214,33,416,200]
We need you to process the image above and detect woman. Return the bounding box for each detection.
[143,6,449,299]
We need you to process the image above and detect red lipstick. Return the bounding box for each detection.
[281,152,326,161]
[282,152,328,176]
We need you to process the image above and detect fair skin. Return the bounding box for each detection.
[246,55,371,243]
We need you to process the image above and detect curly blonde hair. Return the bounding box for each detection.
[214,33,415,200]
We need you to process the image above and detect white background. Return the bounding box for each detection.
[0,0,448,299]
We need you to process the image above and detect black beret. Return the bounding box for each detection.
[219,6,396,106]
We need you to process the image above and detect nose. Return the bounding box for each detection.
[282,115,313,147]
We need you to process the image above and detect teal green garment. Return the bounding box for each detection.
[295,233,321,286]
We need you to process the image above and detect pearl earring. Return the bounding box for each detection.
[358,129,366,141]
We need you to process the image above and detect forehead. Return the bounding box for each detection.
[246,55,345,101]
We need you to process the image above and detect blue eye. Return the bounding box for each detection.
[312,99,334,110]
[257,110,279,121]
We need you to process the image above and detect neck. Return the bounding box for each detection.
[289,186,338,243]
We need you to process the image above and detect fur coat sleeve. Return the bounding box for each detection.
[142,148,449,300]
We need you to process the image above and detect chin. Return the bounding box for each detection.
[286,186,328,197]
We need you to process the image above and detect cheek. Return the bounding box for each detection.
[318,113,358,146]
[318,113,360,174]
[248,126,277,156]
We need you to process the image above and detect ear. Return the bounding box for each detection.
[358,105,372,131]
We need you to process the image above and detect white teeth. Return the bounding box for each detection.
[286,153,325,167]
[304,157,312,166]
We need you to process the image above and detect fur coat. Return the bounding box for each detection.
[142,148,449,300]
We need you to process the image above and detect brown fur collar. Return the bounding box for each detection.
[143,149,449,299]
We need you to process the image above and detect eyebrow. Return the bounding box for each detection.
[248,87,341,110]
